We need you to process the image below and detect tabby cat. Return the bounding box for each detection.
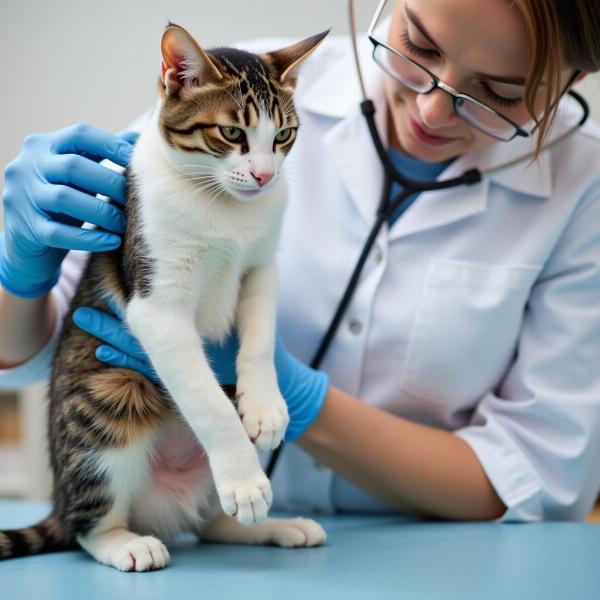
[0,23,329,571]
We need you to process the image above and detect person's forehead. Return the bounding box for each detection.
[397,0,531,75]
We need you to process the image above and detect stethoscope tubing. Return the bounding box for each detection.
[265,3,590,480]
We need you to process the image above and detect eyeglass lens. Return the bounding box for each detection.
[373,44,516,141]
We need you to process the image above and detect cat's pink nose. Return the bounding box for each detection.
[250,170,274,187]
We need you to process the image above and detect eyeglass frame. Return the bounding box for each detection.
[367,0,536,142]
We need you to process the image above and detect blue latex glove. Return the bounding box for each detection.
[73,301,329,442]
[0,124,138,298]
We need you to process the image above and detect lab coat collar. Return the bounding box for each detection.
[297,25,581,239]
[298,34,389,232]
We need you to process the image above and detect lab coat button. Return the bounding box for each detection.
[373,249,383,263]
[349,318,363,335]
[313,460,325,470]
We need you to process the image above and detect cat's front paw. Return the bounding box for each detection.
[236,385,289,451]
[111,536,170,572]
[217,473,273,526]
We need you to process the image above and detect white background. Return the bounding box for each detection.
[0,0,599,229]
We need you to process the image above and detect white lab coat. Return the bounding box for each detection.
[2,29,600,521]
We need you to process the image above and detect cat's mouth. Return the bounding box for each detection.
[235,188,263,197]
[225,187,263,202]
[227,182,276,201]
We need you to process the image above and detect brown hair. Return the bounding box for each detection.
[515,0,600,156]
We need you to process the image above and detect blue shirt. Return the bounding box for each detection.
[387,147,452,226]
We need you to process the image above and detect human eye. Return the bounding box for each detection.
[477,81,523,108]
[400,30,440,60]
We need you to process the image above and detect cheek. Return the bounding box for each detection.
[274,151,286,172]
[385,77,408,107]
[464,128,498,154]
[224,152,250,173]
[384,78,412,130]
[510,103,537,128]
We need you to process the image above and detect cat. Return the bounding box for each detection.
[0,23,329,571]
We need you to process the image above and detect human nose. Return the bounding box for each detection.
[415,87,459,130]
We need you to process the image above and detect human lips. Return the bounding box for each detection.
[408,116,459,146]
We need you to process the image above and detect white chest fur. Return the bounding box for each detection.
[129,116,286,340]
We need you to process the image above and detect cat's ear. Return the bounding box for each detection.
[264,30,330,86]
[160,23,224,97]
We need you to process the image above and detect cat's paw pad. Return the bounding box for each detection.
[217,475,273,526]
[237,392,289,451]
[266,518,327,548]
[111,535,170,572]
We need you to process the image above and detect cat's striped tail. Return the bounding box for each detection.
[0,515,74,559]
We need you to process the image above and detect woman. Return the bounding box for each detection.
[1,0,599,521]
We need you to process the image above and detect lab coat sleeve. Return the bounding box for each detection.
[456,180,600,522]
[0,250,88,389]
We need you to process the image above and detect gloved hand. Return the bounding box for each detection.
[0,124,138,298]
[73,301,329,442]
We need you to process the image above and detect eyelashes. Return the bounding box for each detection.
[477,84,522,108]
[400,30,439,61]
[399,30,523,108]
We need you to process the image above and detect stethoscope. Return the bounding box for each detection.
[265,0,590,479]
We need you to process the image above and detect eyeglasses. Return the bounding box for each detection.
[368,1,530,142]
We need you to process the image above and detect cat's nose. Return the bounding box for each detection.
[250,170,274,187]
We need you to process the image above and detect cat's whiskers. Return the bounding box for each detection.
[223,87,244,113]
[205,184,226,207]
[235,79,247,109]
[279,95,296,117]
[174,165,236,181]
[177,176,223,205]
[279,98,294,114]
[184,173,222,183]
[194,182,228,220]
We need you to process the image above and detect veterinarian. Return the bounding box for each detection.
[1,0,600,522]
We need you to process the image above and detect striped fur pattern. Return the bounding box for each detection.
[0,23,328,569]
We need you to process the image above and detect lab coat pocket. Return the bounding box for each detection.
[401,259,542,407]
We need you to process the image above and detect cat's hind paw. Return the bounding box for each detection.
[265,517,327,548]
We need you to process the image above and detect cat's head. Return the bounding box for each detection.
[156,23,329,202]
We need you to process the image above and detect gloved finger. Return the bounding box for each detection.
[50,123,135,169]
[38,219,121,252]
[44,153,128,205]
[105,295,126,320]
[73,306,149,361]
[39,184,126,234]
[116,130,140,145]
[96,345,159,382]
[78,131,140,164]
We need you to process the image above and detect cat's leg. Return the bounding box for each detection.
[201,512,327,548]
[76,435,171,572]
[127,295,271,526]
[235,262,289,451]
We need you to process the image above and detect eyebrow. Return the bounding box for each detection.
[404,5,526,86]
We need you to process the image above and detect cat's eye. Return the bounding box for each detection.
[274,128,294,144]
[219,126,245,143]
